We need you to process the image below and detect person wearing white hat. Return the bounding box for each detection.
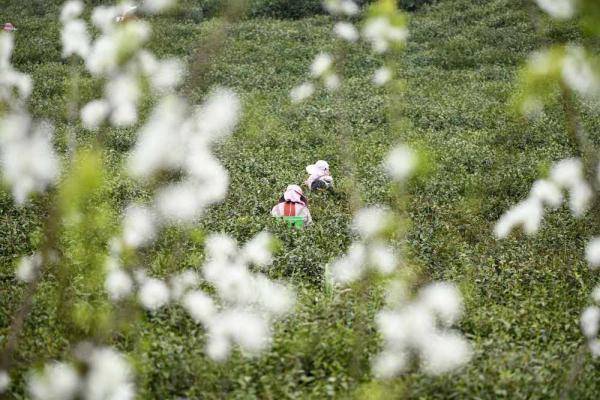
[305,160,333,191]
[271,185,312,226]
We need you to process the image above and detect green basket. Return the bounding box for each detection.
[283,216,304,229]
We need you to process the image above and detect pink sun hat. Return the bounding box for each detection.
[3,23,16,32]
[283,184,305,205]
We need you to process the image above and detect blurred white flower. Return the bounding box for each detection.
[60,1,84,23]
[534,0,575,19]
[373,67,392,86]
[593,285,600,304]
[155,181,203,223]
[310,53,333,78]
[353,207,390,239]
[27,362,79,400]
[324,73,341,91]
[149,58,184,92]
[0,370,10,393]
[106,73,140,127]
[384,144,417,181]
[143,0,176,13]
[420,331,473,375]
[324,0,359,16]
[374,282,471,378]
[85,347,135,400]
[241,231,274,267]
[562,47,599,97]
[122,204,156,248]
[80,100,110,130]
[529,179,562,208]
[195,87,241,139]
[16,253,42,283]
[418,282,463,326]
[368,243,397,274]
[139,277,170,311]
[182,290,216,325]
[585,237,600,269]
[581,306,600,338]
[330,242,367,284]
[105,268,133,301]
[290,82,314,103]
[62,19,90,58]
[567,179,592,217]
[550,158,583,186]
[334,22,359,42]
[494,198,543,239]
[372,351,407,379]
[0,115,59,204]
[169,269,200,300]
[91,6,119,32]
[363,17,407,53]
[206,310,269,361]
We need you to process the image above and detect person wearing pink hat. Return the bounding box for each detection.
[2,23,16,32]
[305,160,333,191]
[271,185,312,226]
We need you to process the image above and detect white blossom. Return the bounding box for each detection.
[353,207,390,239]
[363,17,408,53]
[330,242,367,284]
[122,204,156,248]
[334,22,359,42]
[182,290,216,325]
[310,53,333,78]
[323,0,359,16]
[169,269,200,300]
[373,67,392,86]
[593,285,600,304]
[80,100,110,130]
[581,306,600,339]
[529,179,562,208]
[290,82,314,103]
[61,19,90,58]
[195,87,241,139]
[27,362,79,400]
[105,268,133,301]
[206,310,269,361]
[139,277,170,311]
[534,0,575,19]
[241,231,274,267]
[85,347,135,400]
[550,158,583,186]
[567,179,592,217]
[420,331,473,375]
[16,253,42,283]
[143,0,176,13]
[106,73,140,127]
[60,1,84,23]
[324,73,341,91]
[562,47,599,97]
[149,58,184,92]
[368,243,397,274]
[585,237,600,269]
[0,115,59,204]
[494,198,543,239]
[418,282,463,326]
[0,371,10,394]
[374,282,472,378]
[384,144,417,181]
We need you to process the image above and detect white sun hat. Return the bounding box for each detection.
[306,160,330,175]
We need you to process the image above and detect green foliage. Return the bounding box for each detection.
[0,0,599,398]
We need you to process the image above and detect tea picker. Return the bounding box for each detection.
[271,185,312,228]
[305,160,333,191]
